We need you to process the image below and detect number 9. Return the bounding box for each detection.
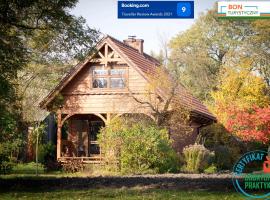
[182,6,186,12]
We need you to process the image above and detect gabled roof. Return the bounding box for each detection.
[108,36,160,75]
[39,35,216,121]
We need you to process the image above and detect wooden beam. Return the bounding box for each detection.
[107,113,111,124]
[93,58,123,64]
[91,45,124,64]
[93,113,107,124]
[105,43,108,58]
[111,113,122,121]
[104,44,108,67]
[108,58,123,62]
[91,58,101,63]
[57,109,62,160]
[98,52,105,58]
[61,113,74,126]
[108,51,114,58]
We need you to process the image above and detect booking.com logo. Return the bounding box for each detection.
[232,150,270,199]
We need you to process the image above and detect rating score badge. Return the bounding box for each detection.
[118,1,194,19]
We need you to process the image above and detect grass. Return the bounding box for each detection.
[1,162,122,178]
[3,162,64,178]
[0,188,242,200]
[0,163,243,199]
[12,162,45,174]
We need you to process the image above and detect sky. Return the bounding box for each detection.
[71,0,216,54]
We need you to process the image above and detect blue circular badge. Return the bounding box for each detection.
[232,150,270,199]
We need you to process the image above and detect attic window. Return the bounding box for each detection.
[93,78,107,88]
[110,78,125,88]
[92,67,127,89]
[93,69,108,75]
[110,69,125,75]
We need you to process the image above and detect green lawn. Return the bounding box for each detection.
[1,163,243,199]
[5,162,120,177]
[0,188,242,200]
[11,162,45,174]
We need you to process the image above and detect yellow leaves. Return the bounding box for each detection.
[142,67,172,111]
[27,29,56,51]
[210,60,270,124]
[251,20,270,43]
[148,67,171,91]
[145,66,172,104]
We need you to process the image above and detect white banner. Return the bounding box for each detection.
[218,1,270,18]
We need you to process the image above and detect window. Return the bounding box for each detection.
[93,69,108,75]
[93,78,107,88]
[92,67,127,89]
[110,78,125,88]
[110,69,126,75]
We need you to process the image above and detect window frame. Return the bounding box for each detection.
[110,77,126,89]
[91,66,128,90]
[93,69,108,76]
[92,77,108,88]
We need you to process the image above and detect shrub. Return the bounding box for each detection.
[0,161,14,174]
[98,118,179,174]
[37,142,62,171]
[62,159,85,173]
[44,160,62,172]
[204,165,217,174]
[38,142,56,164]
[0,109,24,174]
[0,141,22,174]
[198,123,236,147]
[182,144,214,173]
[198,123,245,170]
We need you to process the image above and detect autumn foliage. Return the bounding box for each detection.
[210,61,270,144]
[226,106,270,143]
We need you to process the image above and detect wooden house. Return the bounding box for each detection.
[39,35,216,163]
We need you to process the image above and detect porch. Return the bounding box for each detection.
[56,112,155,163]
[57,113,110,164]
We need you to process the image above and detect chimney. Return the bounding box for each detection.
[123,36,144,54]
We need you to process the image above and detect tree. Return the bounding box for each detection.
[167,5,270,159]
[210,60,270,124]
[169,9,247,101]
[245,20,270,87]
[169,7,270,102]
[226,106,270,143]
[0,0,99,164]
[130,65,191,135]
[0,0,81,109]
[30,123,46,175]
[210,60,270,144]
[18,16,99,123]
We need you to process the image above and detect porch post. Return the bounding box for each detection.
[57,109,62,159]
[107,112,111,124]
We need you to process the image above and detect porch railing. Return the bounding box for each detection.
[58,156,103,164]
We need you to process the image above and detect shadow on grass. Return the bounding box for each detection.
[0,187,242,200]
[0,175,234,193]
